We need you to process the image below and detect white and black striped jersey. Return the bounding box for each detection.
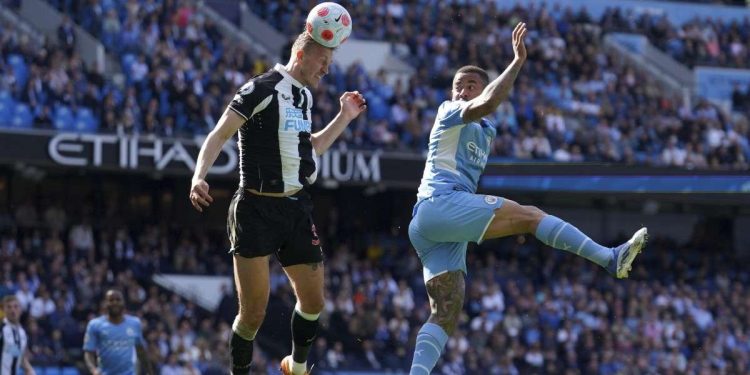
[228,63,317,194]
[0,319,28,375]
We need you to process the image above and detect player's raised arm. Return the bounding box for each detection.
[462,22,528,123]
[311,91,367,155]
[189,108,245,212]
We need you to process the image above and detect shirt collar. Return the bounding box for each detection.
[274,63,305,88]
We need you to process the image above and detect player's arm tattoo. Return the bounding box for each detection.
[136,344,155,375]
[307,262,322,271]
[425,270,465,335]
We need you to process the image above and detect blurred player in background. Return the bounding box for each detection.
[83,290,153,375]
[189,31,366,375]
[407,22,648,374]
[1,295,35,375]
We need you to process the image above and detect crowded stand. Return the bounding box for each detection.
[0,1,743,169]
[0,188,747,374]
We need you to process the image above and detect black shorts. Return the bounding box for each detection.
[227,188,323,267]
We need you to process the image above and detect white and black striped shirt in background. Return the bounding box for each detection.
[0,319,28,375]
[228,63,318,194]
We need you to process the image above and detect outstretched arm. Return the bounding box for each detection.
[311,91,367,155]
[189,108,245,212]
[462,22,528,123]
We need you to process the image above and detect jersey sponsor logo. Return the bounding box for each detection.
[466,141,489,165]
[484,195,498,205]
[284,108,312,132]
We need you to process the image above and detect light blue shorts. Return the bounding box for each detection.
[408,191,504,281]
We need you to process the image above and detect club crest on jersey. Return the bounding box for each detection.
[284,108,311,132]
[485,195,498,205]
[126,327,135,336]
[233,81,255,104]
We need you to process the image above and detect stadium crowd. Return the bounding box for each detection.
[253,0,750,169]
[0,189,748,374]
[0,0,744,169]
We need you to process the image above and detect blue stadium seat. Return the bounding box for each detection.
[7,54,29,89]
[43,367,62,375]
[0,97,13,127]
[54,105,75,131]
[11,103,33,129]
[75,107,99,132]
[0,89,11,103]
[60,367,78,375]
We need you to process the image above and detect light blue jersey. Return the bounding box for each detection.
[83,315,144,375]
[416,100,497,200]
[410,100,504,281]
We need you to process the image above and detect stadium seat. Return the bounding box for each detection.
[7,54,29,89]
[53,105,75,131]
[60,367,78,375]
[11,103,33,129]
[42,367,62,375]
[0,97,13,126]
[75,107,99,132]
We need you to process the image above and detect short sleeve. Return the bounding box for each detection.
[228,80,272,121]
[437,100,470,127]
[83,320,99,352]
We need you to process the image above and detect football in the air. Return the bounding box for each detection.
[305,2,352,48]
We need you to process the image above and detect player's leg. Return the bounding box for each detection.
[410,270,465,375]
[278,207,325,375]
[482,198,647,278]
[226,190,283,374]
[231,254,271,375]
[282,262,324,375]
[408,220,467,374]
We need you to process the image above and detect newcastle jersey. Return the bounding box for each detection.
[0,319,28,375]
[228,64,317,194]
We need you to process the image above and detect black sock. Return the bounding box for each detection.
[229,332,254,375]
[291,310,319,364]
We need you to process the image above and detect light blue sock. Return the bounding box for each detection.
[410,323,448,375]
[535,215,612,267]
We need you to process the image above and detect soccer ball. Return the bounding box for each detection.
[305,2,352,48]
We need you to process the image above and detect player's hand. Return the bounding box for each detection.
[90,369,101,375]
[339,91,367,122]
[512,22,527,62]
[189,178,213,212]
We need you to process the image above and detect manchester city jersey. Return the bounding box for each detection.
[417,100,496,200]
[83,315,144,375]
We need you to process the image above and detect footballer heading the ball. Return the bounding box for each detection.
[306,2,352,48]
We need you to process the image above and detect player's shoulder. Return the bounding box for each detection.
[250,69,284,90]
[123,314,142,325]
[235,71,279,98]
[438,100,464,113]
[87,315,107,328]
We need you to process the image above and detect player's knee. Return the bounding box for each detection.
[297,297,325,315]
[239,309,266,330]
[521,205,546,232]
